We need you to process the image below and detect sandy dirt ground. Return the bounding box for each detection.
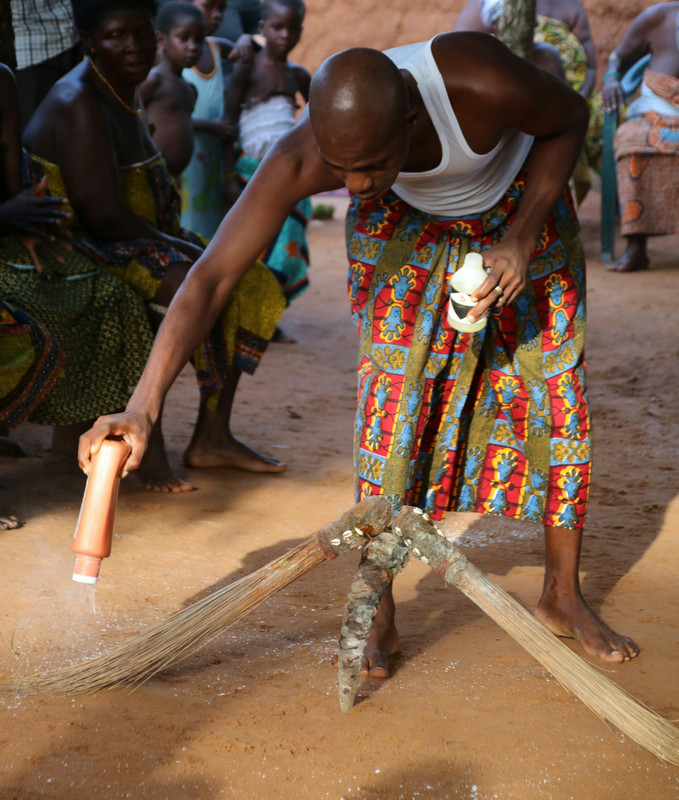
[1,182,678,800]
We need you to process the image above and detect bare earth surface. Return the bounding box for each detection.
[1,183,678,799]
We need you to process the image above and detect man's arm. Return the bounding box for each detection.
[433,33,589,313]
[78,114,343,472]
[452,0,488,33]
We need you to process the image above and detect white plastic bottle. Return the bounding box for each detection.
[447,252,489,333]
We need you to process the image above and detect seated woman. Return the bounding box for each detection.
[0,62,155,522]
[22,0,286,490]
[454,0,603,203]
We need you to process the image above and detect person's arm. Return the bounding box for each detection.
[452,0,489,33]
[223,48,252,129]
[138,69,161,109]
[295,65,312,104]
[434,34,588,317]
[78,114,343,473]
[224,32,257,62]
[568,0,597,98]
[0,64,22,201]
[52,87,200,260]
[602,8,657,113]
[0,64,72,270]
[222,55,253,206]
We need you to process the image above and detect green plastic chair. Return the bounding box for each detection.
[600,54,651,261]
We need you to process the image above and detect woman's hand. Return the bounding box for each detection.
[78,408,153,478]
[602,75,625,113]
[0,176,73,271]
[18,233,72,273]
[467,238,532,322]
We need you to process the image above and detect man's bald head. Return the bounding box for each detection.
[309,48,410,148]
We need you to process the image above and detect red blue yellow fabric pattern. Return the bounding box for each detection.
[346,174,591,529]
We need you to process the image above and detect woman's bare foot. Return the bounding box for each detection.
[534,594,640,663]
[137,427,194,493]
[606,237,649,273]
[1,514,21,530]
[272,326,296,344]
[606,251,649,272]
[183,434,286,473]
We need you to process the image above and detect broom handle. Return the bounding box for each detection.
[337,531,409,712]
[314,495,393,559]
[392,507,679,766]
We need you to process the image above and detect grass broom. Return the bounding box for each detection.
[338,506,679,767]
[2,496,392,696]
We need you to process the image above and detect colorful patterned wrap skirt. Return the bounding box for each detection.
[26,152,285,403]
[0,234,154,426]
[346,175,591,529]
[0,297,63,427]
[615,70,679,237]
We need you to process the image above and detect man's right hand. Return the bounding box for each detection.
[78,409,153,477]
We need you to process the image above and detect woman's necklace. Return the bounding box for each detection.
[89,57,141,115]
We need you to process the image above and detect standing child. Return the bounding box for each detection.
[225,0,311,341]
[140,2,207,178]
[180,0,252,238]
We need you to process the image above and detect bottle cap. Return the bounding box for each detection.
[72,553,102,584]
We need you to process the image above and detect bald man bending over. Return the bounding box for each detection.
[79,33,640,676]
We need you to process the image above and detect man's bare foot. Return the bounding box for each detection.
[534,594,640,663]
[137,435,194,493]
[358,617,400,678]
[1,514,21,530]
[332,585,400,678]
[183,434,286,473]
[606,249,649,273]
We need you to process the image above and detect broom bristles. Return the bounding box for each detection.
[3,495,392,696]
[455,563,679,767]
[3,537,325,696]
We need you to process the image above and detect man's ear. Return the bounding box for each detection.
[405,105,418,133]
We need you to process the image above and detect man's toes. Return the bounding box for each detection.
[360,653,390,679]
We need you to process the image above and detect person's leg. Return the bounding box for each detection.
[534,525,640,662]
[358,579,400,678]
[183,367,285,472]
[606,233,649,272]
[153,262,285,474]
[136,414,194,492]
[332,577,400,678]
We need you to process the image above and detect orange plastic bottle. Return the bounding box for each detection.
[71,438,131,584]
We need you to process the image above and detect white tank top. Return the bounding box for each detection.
[384,38,534,216]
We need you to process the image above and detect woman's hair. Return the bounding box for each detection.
[71,0,158,35]
[156,2,205,35]
[261,0,306,23]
